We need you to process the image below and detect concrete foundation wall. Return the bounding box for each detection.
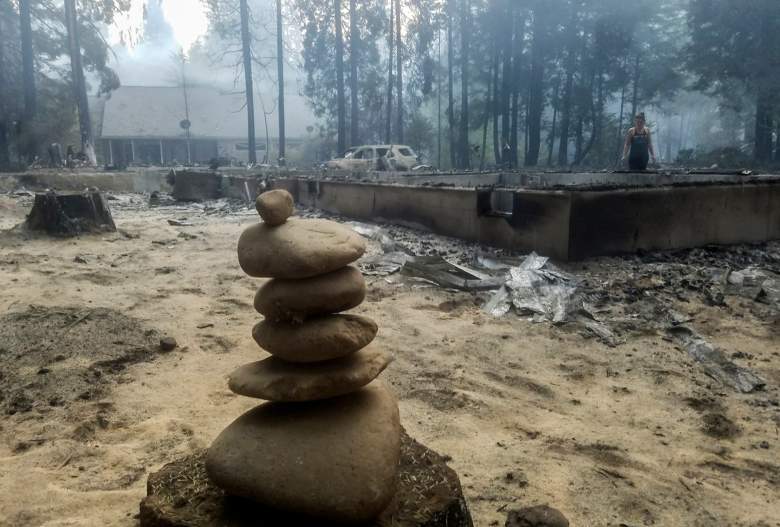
[273,179,572,260]
[568,184,780,259]
[274,178,780,261]
[0,170,172,194]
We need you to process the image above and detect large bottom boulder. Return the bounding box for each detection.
[139,431,473,527]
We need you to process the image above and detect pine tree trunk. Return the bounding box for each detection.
[348,0,359,148]
[335,0,347,156]
[630,52,641,119]
[492,49,501,165]
[615,80,626,164]
[276,0,286,165]
[395,0,403,144]
[547,79,560,167]
[0,24,9,169]
[754,93,773,163]
[509,10,524,168]
[525,9,545,167]
[481,55,493,171]
[386,0,394,145]
[19,0,36,162]
[499,0,513,166]
[446,0,456,168]
[458,0,471,169]
[510,91,519,167]
[64,0,96,166]
[239,0,257,165]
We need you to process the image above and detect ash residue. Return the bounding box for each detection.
[0,305,164,415]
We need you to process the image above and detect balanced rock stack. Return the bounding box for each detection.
[206,189,401,524]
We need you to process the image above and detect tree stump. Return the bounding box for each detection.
[25,191,116,236]
[171,171,222,202]
[139,431,473,527]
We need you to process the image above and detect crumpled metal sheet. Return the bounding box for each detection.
[668,326,766,393]
[485,253,582,324]
[727,267,780,306]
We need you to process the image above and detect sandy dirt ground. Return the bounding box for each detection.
[0,192,778,527]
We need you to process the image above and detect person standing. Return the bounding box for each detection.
[622,112,657,171]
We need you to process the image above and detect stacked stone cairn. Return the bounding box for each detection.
[206,189,401,524]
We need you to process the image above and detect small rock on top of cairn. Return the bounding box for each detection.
[255,189,295,226]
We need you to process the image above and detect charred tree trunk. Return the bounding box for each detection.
[492,48,501,165]
[481,52,493,171]
[334,0,347,156]
[64,0,96,166]
[458,0,471,169]
[630,52,641,120]
[446,0,456,168]
[509,11,524,168]
[19,0,35,162]
[616,80,627,163]
[0,23,9,169]
[26,191,117,237]
[239,0,257,165]
[510,91,520,167]
[754,93,774,163]
[386,0,394,145]
[525,9,546,167]
[547,78,560,167]
[395,0,403,143]
[575,70,603,166]
[276,0,286,165]
[499,1,513,167]
[348,0,359,148]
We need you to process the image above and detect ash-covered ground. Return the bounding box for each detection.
[0,191,778,527]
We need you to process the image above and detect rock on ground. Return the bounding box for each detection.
[506,506,569,527]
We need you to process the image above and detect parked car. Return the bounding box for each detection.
[325,145,419,172]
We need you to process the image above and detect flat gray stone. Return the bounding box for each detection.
[228,346,391,402]
[255,266,366,322]
[237,218,366,279]
[252,314,377,363]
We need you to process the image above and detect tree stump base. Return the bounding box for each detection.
[25,191,116,236]
[139,431,473,527]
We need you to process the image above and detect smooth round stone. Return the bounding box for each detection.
[140,431,474,527]
[228,346,392,401]
[253,314,377,363]
[255,190,294,226]
[205,382,401,524]
[237,218,366,279]
[255,266,366,322]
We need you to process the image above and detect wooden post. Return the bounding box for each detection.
[159,140,164,165]
[108,140,114,165]
[130,139,136,163]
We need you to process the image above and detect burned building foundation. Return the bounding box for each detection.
[271,172,780,261]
